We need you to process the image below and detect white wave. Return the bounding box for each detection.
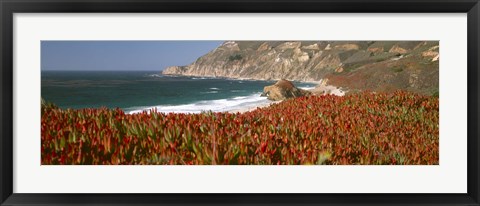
[192,77,209,80]
[126,93,270,114]
[210,87,220,90]
[201,91,219,94]
[147,74,163,78]
[233,96,247,100]
[298,86,316,90]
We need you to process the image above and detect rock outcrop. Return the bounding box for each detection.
[163,41,440,95]
[262,80,311,101]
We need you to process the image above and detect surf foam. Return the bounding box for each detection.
[126,93,269,114]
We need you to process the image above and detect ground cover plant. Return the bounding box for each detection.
[41,91,439,165]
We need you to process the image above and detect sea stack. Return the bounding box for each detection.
[262,79,311,101]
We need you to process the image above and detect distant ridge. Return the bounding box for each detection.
[163,41,439,95]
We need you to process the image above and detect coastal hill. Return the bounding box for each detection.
[163,41,439,95]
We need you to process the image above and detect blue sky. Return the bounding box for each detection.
[41,41,223,71]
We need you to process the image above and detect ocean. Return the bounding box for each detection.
[41,71,317,114]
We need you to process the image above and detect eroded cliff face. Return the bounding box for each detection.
[163,41,439,95]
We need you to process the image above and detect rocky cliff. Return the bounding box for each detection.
[163,41,439,95]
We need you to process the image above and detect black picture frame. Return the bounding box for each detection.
[1,0,479,205]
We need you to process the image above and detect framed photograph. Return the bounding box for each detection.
[1,0,479,205]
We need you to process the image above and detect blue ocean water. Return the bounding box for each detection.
[41,71,317,113]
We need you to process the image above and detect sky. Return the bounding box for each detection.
[41,41,223,71]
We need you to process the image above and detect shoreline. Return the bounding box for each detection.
[125,85,346,115]
[126,99,279,115]
[129,74,345,114]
